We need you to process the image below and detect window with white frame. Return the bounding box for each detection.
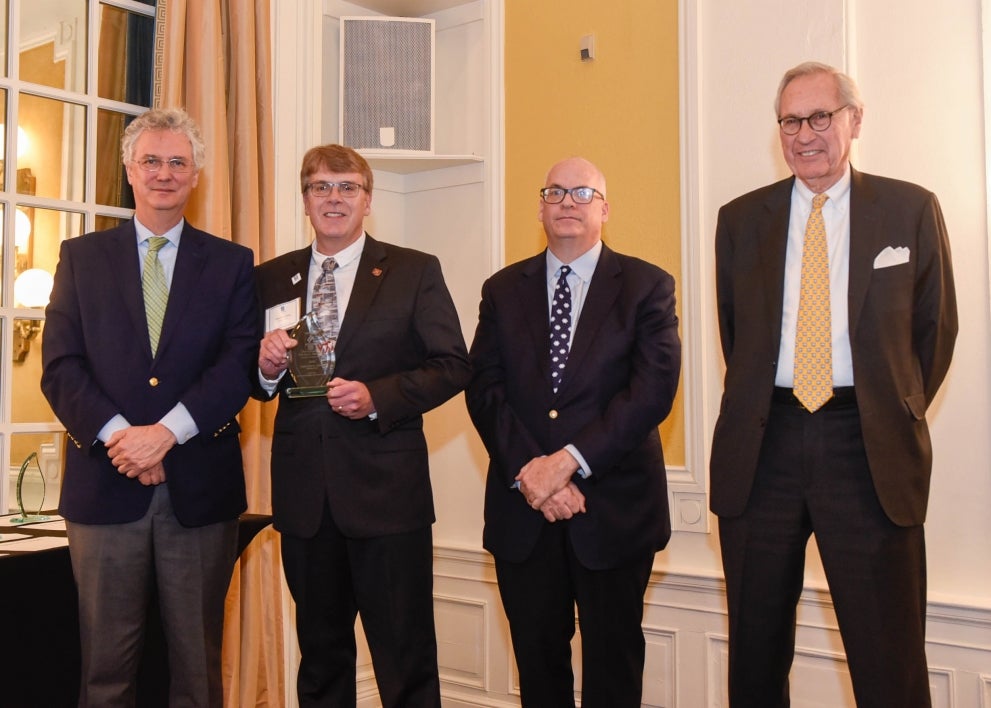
[0,0,156,515]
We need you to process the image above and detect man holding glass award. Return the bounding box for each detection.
[254,144,470,707]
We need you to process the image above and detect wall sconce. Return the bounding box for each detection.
[13,268,54,363]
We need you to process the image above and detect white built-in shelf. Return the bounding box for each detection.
[362,153,483,174]
[346,0,473,17]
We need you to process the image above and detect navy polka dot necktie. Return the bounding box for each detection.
[550,265,572,393]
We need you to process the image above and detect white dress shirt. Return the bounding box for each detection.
[775,167,855,388]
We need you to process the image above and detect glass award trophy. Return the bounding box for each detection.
[11,452,52,525]
[286,311,337,398]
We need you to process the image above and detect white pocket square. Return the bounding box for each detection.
[873,246,910,269]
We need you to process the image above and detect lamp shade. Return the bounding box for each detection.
[14,268,54,308]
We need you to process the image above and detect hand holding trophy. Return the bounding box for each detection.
[286,311,337,398]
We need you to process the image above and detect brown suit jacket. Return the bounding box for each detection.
[710,168,957,526]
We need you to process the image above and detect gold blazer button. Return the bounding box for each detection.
[149,377,159,387]
[548,409,559,420]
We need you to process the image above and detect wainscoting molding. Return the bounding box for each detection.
[422,543,991,708]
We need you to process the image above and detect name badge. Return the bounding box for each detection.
[265,298,301,332]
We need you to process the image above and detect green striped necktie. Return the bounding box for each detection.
[143,236,170,355]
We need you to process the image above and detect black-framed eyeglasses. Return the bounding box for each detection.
[136,156,193,173]
[539,186,605,204]
[777,105,850,135]
[304,181,365,198]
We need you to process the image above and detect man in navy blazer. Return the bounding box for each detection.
[466,157,681,707]
[711,63,957,707]
[254,144,470,707]
[42,108,258,707]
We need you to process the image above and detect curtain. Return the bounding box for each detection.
[154,1,284,705]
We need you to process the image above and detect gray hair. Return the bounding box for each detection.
[774,61,864,117]
[121,108,206,169]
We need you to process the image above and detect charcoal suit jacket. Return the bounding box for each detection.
[253,235,470,539]
[710,168,958,526]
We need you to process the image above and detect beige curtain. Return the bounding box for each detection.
[155,1,284,705]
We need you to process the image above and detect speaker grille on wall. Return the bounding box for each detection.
[340,16,435,154]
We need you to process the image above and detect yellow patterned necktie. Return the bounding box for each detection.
[143,236,170,355]
[793,193,831,412]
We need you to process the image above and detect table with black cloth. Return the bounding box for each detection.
[0,513,272,707]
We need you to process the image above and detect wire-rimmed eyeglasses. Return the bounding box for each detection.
[135,157,193,173]
[304,181,365,198]
[539,186,605,204]
[777,105,850,135]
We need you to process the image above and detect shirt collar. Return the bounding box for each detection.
[311,232,366,269]
[793,164,852,211]
[134,217,184,247]
[546,239,603,283]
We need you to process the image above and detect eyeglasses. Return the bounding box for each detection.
[777,105,850,135]
[135,156,193,173]
[304,181,365,198]
[539,186,605,204]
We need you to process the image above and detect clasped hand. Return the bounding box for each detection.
[516,449,587,522]
[106,423,176,486]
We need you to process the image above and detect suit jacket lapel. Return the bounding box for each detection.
[847,168,883,338]
[559,244,622,393]
[282,247,312,316]
[108,222,148,353]
[157,224,206,358]
[516,252,553,387]
[336,235,387,355]
[758,179,794,352]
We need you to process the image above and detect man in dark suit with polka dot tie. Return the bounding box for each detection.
[466,156,682,707]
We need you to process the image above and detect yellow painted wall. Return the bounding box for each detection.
[504,1,684,463]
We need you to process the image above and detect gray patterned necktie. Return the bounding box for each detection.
[312,257,340,338]
[142,236,169,355]
[549,265,572,393]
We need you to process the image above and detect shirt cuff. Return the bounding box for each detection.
[159,403,199,444]
[259,368,285,396]
[565,444,592,478]
[97,414,130,444]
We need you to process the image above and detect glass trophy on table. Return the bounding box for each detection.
[286,311,337,398]
[10,452,52,525]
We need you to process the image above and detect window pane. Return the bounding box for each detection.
[11,318,56,424]
[0,204,4,304]
[98,3,154,106]
[18,94,86,201]
[20,205,81,278]
[8,431,65,514]
[96,108,134,208]
[19,0,88,93]
[0,1,7,78]
[96,214,125,231]
[0,88,6,191]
